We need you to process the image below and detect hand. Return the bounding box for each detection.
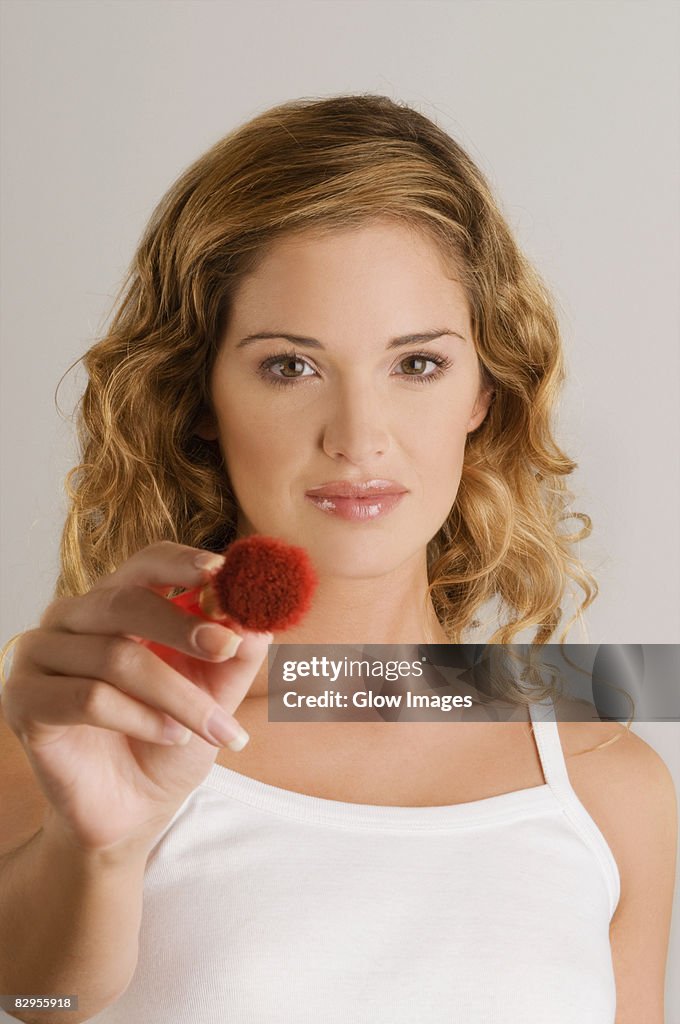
[1,542,270,857]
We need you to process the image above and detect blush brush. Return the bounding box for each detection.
[167,534,318,634]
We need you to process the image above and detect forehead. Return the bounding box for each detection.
[230,219,468,316]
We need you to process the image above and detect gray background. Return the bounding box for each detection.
[1,0,678,1013]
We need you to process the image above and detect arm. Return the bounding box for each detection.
[609,735,678,1024]
[0,809,150,1024]
[0,542,268,1024]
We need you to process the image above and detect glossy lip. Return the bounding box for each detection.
[305,478,408,499]
[305,492,406,521]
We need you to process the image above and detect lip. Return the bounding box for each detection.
[305,478,408,499]
[305,491,407,522]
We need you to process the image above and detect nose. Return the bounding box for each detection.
[321,381,391,463]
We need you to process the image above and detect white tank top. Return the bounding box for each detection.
[16,701,623,1023]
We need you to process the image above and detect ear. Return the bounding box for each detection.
[467,385,495,434]
[194,411,220,442]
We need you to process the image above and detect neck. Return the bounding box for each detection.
[279,580,447,645]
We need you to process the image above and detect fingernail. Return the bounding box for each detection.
[194,552,226,571]
[206,708,250,751]
[194,625,242,657]
[227,728,250,753]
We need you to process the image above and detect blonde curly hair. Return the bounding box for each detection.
[4,94,610,723]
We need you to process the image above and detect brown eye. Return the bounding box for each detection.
[400,355,430,376]
[277,356,307,378]
[258,352,317,386]
[393,352,450,384]
[257,349,451,389]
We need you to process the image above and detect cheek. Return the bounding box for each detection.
[218,408,301,513]
[419,400,471,458]
[222,417,276,478]
[415,406,470,503]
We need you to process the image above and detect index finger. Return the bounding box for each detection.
[91,540,227,598]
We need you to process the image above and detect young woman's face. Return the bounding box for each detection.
[201,219,492,578]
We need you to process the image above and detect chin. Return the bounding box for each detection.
[306,534,424,580]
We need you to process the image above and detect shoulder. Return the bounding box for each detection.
[557,712,677,885]
[557,712,677,1022]
[0,696,49,858]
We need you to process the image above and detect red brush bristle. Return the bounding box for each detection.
[210,535,318,633]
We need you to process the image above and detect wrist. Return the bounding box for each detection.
[40,809,157,873]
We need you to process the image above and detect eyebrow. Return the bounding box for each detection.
[235,328,467,350]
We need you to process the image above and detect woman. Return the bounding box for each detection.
[0,94,675,1024]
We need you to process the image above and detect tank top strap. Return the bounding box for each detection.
[528,697,575,802]
[528,696,622,919]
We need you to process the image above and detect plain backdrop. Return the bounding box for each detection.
[1,0,678,1014]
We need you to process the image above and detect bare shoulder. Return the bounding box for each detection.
[556,710,677,882]
[556,709,677,1022]
[0,696,49,858]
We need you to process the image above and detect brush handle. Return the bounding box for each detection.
[169,582,238,625]
[140,584,234,663]
[167,587,205,618]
